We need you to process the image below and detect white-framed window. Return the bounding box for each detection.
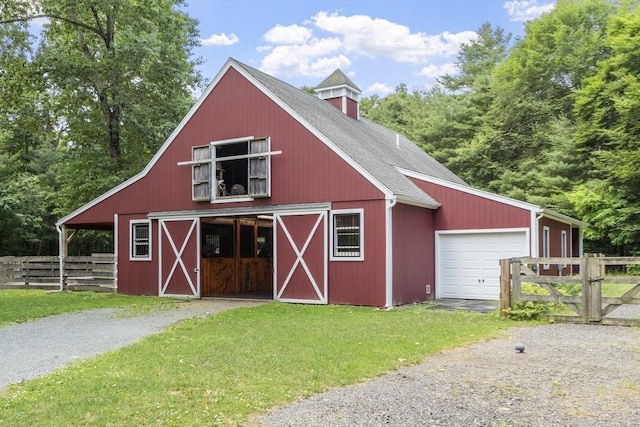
[130,220,151,261]
[542,226,550,270]
[179,136,281,203]
[330,209,364,261]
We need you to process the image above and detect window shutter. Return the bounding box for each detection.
[192,145,212,201]
[248,138,270,197]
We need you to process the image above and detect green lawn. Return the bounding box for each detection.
[0,301,525,426]
[0,289,177,326]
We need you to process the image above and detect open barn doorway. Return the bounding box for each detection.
[200,216,273,299]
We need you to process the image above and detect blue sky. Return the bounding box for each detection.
[184,0,556,96]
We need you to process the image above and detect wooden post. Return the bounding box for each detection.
[581,256,590,323]
[589,255,603,322]
[500,259,511,316]
[512,260,522,301]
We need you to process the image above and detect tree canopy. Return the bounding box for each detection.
[2,0,640,256]
[362,0,640,255]
[0,0,202,255]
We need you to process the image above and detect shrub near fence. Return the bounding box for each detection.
[0,254,116,292]
[500,255,640,326]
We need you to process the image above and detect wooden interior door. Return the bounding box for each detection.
[274,211,327,304]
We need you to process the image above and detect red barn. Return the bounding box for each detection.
[56,58,584,306]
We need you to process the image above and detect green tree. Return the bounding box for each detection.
[0,21,58,254]
[571,0,640,254]
[483,0,611,167]
[2,0,203,216]
[436,23,512,182]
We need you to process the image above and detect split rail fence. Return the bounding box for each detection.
[0,254,116,292]
[500,255,640,326]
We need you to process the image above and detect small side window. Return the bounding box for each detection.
[331,209,364,261]
[131,221,151,261]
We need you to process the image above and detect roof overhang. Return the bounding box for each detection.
[397,167,586,228]
[395,195,441,210]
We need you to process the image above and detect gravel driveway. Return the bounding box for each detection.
[0,299,263,391]
[2,301,639,426]
[254,323,640,427]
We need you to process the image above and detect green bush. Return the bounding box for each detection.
[503,300,550,321]
[556,283,582,296]
[503,283,551,321]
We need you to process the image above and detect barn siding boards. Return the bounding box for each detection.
[538,217,573,276]
[327,200,387,307]
[391,203,435,306]
[57,58,585,306]
[64,67,384,228]
[117,214,157,295]
[410,178,531,231]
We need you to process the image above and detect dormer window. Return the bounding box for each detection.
[179,136,281,202]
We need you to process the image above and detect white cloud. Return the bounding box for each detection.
[264,24,312,45]
[416,63,458,78]
[257,11,477,81]
[312,12,477,62]
[504,1,555,22]
[365,82,394,96]
[260,40,350,78]
[200,32,239,46]
[259,26,347,78]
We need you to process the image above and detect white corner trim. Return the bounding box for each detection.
[385,197,396,308]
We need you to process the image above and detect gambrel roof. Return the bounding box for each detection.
[233,59,465,208]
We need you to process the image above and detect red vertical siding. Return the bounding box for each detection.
[346,98,358,119]
[539,217,573,276]
[392,204,435,305]
[410,179,531,230]
[66,68,382,227]
[117,215,157,295]
[325,97,342,112]
[64,65,393,303]
[328,200,387,307]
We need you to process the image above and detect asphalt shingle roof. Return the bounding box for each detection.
[234,59,466,207]
[315,69,362,93]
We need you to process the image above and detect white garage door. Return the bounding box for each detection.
[437,231,528,300]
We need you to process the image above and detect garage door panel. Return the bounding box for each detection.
[438,231,527,300]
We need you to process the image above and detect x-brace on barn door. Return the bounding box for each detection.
[274,211,327,304]
[159,218,200,297]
